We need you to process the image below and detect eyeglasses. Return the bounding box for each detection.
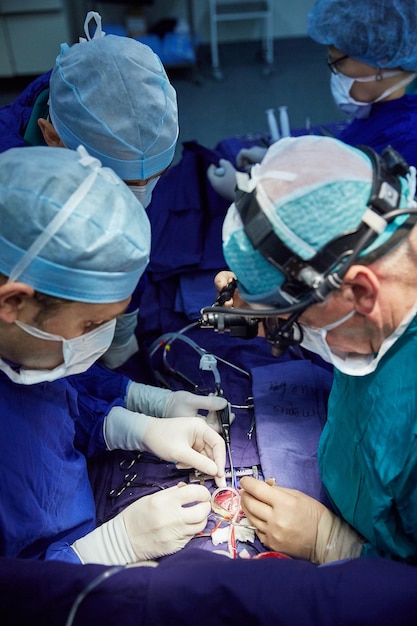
[327,53,349,74]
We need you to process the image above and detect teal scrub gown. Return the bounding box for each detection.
[319,315,417,562]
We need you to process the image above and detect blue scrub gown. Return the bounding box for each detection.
[338,95,417,168]
[0,366,128,563]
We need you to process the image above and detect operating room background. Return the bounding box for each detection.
[167,35,345,163]
[0,32,345,166]
[0,0,344,166]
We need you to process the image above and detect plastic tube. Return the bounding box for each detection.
[279,105,291,137]
[265,108,280,142]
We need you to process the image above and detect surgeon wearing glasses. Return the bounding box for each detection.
[309,0,417,165]
[207,0,417,201]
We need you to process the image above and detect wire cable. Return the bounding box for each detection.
[64,566,125,626]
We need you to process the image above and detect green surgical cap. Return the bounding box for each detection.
[223,136,412,306]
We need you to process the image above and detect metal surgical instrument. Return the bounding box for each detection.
[199,353,235,487]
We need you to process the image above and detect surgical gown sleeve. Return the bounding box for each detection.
[337,95,417,169]
[0,373,97,563]
[67,364,131,457]
[0,70,52,152]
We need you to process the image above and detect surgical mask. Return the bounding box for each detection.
[301,301,417,376]
[128,176,160,209]
[0,318,116,385]
[301,310,356,367]
[330,71,416,119]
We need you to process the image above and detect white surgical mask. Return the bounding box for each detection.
[129,176,160,209]
[330,71,416,119]
[301,310,356,367]
[0,318,116,385]
[301,301,417,376]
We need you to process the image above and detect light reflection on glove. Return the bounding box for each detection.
[240,476,364,563]
[207,159,237,201]
[72,483,211,564]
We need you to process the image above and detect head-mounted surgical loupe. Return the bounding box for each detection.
[200,145,417,355]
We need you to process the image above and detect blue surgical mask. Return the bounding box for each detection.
[129,176,160,209]
[330,71,416,119]
[0,318,116,385]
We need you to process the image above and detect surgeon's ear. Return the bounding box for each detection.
[37,118,65,147]
[0,282,34,323]
[343,265,379,315]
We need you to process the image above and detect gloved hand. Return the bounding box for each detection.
[207,159,237,201]
[152,387,235,437]
[126,383,227,419]
[240,477,364,563]
[205,396,235,434]
[72,482,211,564]
[214,270,251,310]
[163,389,227,418]
[141,417,226,485]
[214,271,237,307]
[100,309,139,369]
[236,146,268,170]
[104,409,226,486]
[314,507,365,564]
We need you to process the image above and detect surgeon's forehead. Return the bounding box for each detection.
[45,297,131,323]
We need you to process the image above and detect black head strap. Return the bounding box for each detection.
[235,145,414,299]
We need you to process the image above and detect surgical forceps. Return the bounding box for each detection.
[108,453,173,498]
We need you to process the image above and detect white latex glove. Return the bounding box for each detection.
[126,382,173,417]
[126,383,227,420]
[72,482,211,564]
[104,410,226,486]
[205,394,235,435]
[207,159,237,201]
[315,507,365,564]
[141,417,226,486]
[163,389,227,418]
[236,146,268,170]
[240,477,364,563]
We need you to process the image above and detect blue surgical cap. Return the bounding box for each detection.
[0,146,151,303]
[49,27,178,180]
[223,136,414,306]
[307,0,417,71]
